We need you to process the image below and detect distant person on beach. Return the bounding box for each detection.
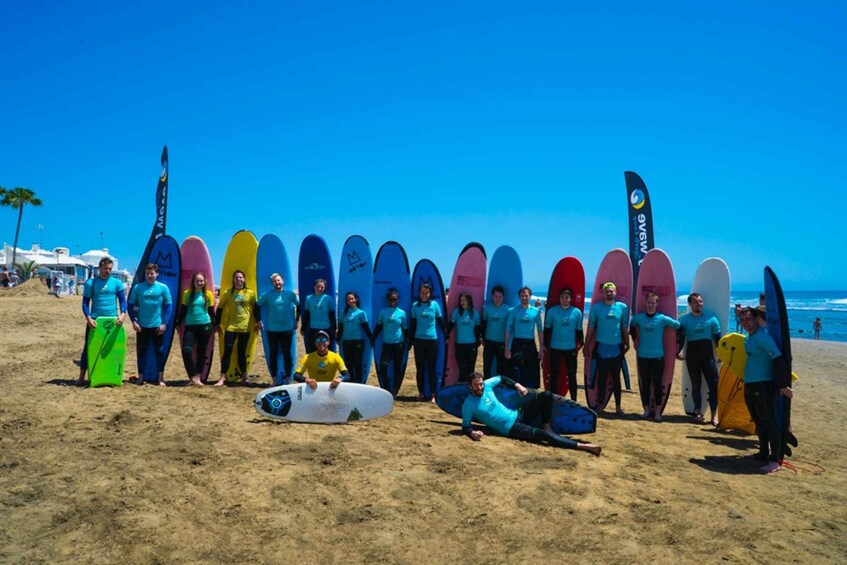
[128,263,173,386]
[257,273,300,385]
[214,270,259,386]
[813,318,822,340]
[505,287,544,389]
[677,293,721,425]
[67,277,76,295]
[0,267,10,288]
[630,291,680,421]
[293,330,349,389]
[447,291,481,383]
[78,257,127,386]
[543,288,584,401]
[337,291,373,384]
[734,303,743,332]
[757,292,767,328]
[739,307,793,474]
[583,282,630,415]
[410,283,446,401]
[301,278,336,354]
[481,285,509,379]
[373,288,409,396]
[178,272,217,386]
[461,372,601,455]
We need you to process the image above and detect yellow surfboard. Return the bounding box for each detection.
[219,230,259,382]
[717,332,799,382]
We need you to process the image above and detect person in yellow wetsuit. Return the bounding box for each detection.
[293,330,350,390]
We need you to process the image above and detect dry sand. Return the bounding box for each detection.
[1,279,846,563]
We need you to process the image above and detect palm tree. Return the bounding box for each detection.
[0,187,43,270]
[13,259,39,281]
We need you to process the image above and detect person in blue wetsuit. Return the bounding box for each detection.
[372,288,409,396]
[739,307,793,474]
[630,291,680,421]
[583,282,630,415]
[410,283,447,401]
[256,273,300,385]
[461,372,601,454]
[301,278,336,354]
[481,285,509,378]
[128,263,174,386]
[78,257,127,386]
[505,287,544,388]
[337,291,374,384]
[447,291,481,384]
[543,287,584,401]
[177,271,217,386]
[676,292,722,425]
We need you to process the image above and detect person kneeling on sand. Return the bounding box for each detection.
[292,331,349,390]
[461,372,601,455]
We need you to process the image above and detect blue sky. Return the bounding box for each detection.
[2,1,845,291]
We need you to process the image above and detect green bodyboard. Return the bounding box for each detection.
[87,317,126,387]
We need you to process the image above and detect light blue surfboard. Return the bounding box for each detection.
[411,259,447,398]
[298,234,336,351]
[372,241,411,396]
[338,235,374,384]
[485,245,522,376]
[257,234,297,385]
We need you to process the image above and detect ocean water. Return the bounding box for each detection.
[553,290,847,344]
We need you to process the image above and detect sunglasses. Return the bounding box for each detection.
[315,337,329,343]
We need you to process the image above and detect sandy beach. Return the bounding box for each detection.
[1,279,845,564]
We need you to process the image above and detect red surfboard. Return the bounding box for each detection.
[542,257,585,396]
[584,249,632,412]
[633,248,677,416]
[444,243,487,386]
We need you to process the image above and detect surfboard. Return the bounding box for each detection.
[135,235,181,382]
[716,333,755,434]
[633,248,677,416]
[371,241,411,395]
[257,234,297,385]
[764,266,798,458]
[484,245,522,376]
[179,236,216,382]
[255,382,394,423]
[542,256,585,397]
[411,259,448,398]
[337,235,373,383]
[444,243,487,386]
[584,248,632,412]
[298,234,336,351]
[88,317,126,387]
[219,230,259,382]
[681,257,730,415]
[436,383,597,435]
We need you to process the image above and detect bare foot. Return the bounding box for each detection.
[188,377,204,387]
[213,377,225,387]
[158,381,167,387]
[75,378,86,387]
[582,444,602,456]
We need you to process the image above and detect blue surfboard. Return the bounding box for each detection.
[764,266,798,458]
[485,245,522,376]
[338,235,374,384]
[411,259,447,398]
[436,383,597,435]
[257,234,297,385]
[135,235,181,382]
[298,234,336,351]
[372,241,411,396]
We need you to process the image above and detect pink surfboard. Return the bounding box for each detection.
[179,236,216,382]
[542,257,585,396]
[633,248,677,416]
[584,248,632,411]
[444,243,487,387]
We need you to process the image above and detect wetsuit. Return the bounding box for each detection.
[506,305,543,388]
[448,308,481,383]
[293,350,348,382]
[630,312,680,412]
[744,327,790,462]
[543,304,584,400]
[410,300,445,396]
[178,289,216,380]
[216,287,258,377]
[338,306,374,384]
[302,293,336,353]
[373,306,408,395]
[481,303,509,378]
[677,311,721,415]
[257,288,299,384]
[128,281,173,378]
[81,276,127,369]
[587,301,629,410]
[461,377,579,449]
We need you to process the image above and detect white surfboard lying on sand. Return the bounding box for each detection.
[254,382,394,423]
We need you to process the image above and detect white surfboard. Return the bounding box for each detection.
[681,257,731,415]
[254,382,394,423]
